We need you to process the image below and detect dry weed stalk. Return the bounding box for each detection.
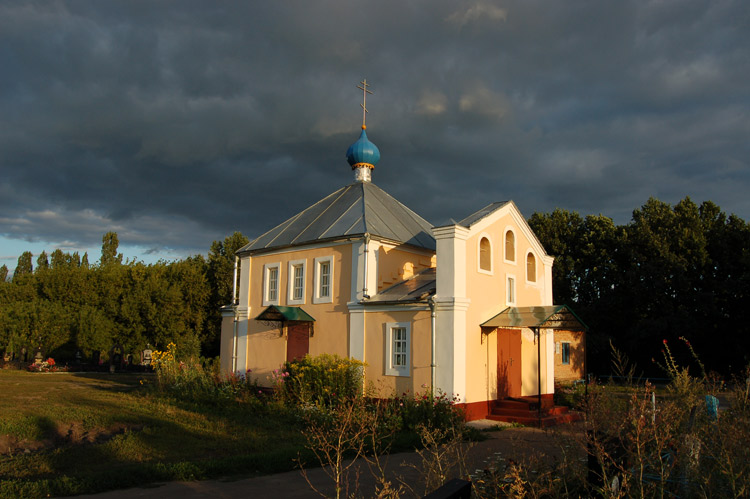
[299,399,373,499]
[398,423,474,497]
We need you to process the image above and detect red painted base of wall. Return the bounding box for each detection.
[458,394,555,421]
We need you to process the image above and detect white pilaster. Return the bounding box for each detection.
[348,305,366,361]
[238,256,252,308]
[432,224,471,402]
[434,298,470,401]
[351,241,365,302]
[235,307,249,374]
[542,256,554,306]
[367,240,380,298]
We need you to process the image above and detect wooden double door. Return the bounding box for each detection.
[286,323,311,362]
[497,329,522,398]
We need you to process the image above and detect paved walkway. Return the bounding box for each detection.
[74,421,585,498]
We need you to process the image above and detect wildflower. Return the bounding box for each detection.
[663,339,668,344]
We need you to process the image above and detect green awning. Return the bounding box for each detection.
[480,305,588,331]
[255,305,316,323]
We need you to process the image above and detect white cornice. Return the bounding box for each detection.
[432,225,471,240]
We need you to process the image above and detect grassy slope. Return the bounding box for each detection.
[0,371,306,498]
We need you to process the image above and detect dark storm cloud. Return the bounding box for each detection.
[1,0,748,262]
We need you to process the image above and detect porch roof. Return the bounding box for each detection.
[255,305,316,322]
[480,305,588,331]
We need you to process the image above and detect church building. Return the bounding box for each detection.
[220,83,586,422]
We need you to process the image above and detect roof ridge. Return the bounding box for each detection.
[290,185,351,244]
[366,182,433,228]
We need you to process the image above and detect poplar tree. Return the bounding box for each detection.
[100,232,123,267]
[36,251,49,271]
[13,252,33,282]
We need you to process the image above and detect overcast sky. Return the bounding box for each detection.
[2,1,748,271]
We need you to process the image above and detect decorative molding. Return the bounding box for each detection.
[432,224,471,240]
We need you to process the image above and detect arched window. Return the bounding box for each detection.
[505,230,515,262]
[479,237,491,272]
[526,253,536,282]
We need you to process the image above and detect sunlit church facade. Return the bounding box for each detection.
[220,86,586,422]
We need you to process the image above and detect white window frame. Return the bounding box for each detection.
[526,250,538,284]
[385,321,410,377]
[313,256,334,304]
[506,274,516,306]
[504,228,516,264]
[477,233,493,275]
[262,262,281,306]
[287,259,307,305]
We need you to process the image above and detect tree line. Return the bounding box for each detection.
[0,231,248,364]
[529,196,750,377]
[2,196,749,376]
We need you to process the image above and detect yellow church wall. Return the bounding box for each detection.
[461,213,551,403]
[376,243,435,292]
[242,243,353,386]
[362,308,432,397]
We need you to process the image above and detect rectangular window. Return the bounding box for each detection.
[385,322,410,376]
[313,256,334,304]
[561,342,571,365]
[392,327,407,367]
[319,262,330,297]
[293,265,304,300]
[287,259,306,305]
[268,268,278,302]
[507,276,516,305]
[263,263,281,306]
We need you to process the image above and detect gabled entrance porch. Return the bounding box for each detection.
[481,305,588,426]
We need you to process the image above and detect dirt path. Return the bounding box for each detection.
[72,421,586,498]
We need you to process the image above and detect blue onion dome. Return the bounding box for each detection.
[346,126,380,169]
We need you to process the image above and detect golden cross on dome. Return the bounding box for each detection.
[357,79,373,129]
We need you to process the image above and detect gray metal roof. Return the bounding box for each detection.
[365,267,436,304]
[239,182,436,254]
[457,201,510,228]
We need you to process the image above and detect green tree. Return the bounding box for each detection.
[528,209,584,305]
[13,251,33,282]
[74,305,117,357]
[36,251,49,271]
[100,232,123,267]
[205,232,248,356]
[0,265,8,282]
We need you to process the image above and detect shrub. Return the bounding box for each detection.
[389,389,464,431]
[150,343,265,407]
[274,354,365,408]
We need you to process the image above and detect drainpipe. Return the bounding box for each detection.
[362,233,371,299]
[428,295,437,395]
[232,256,239,305]
[232,310,239,373]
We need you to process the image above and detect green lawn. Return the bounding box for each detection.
[0,370,307,498]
